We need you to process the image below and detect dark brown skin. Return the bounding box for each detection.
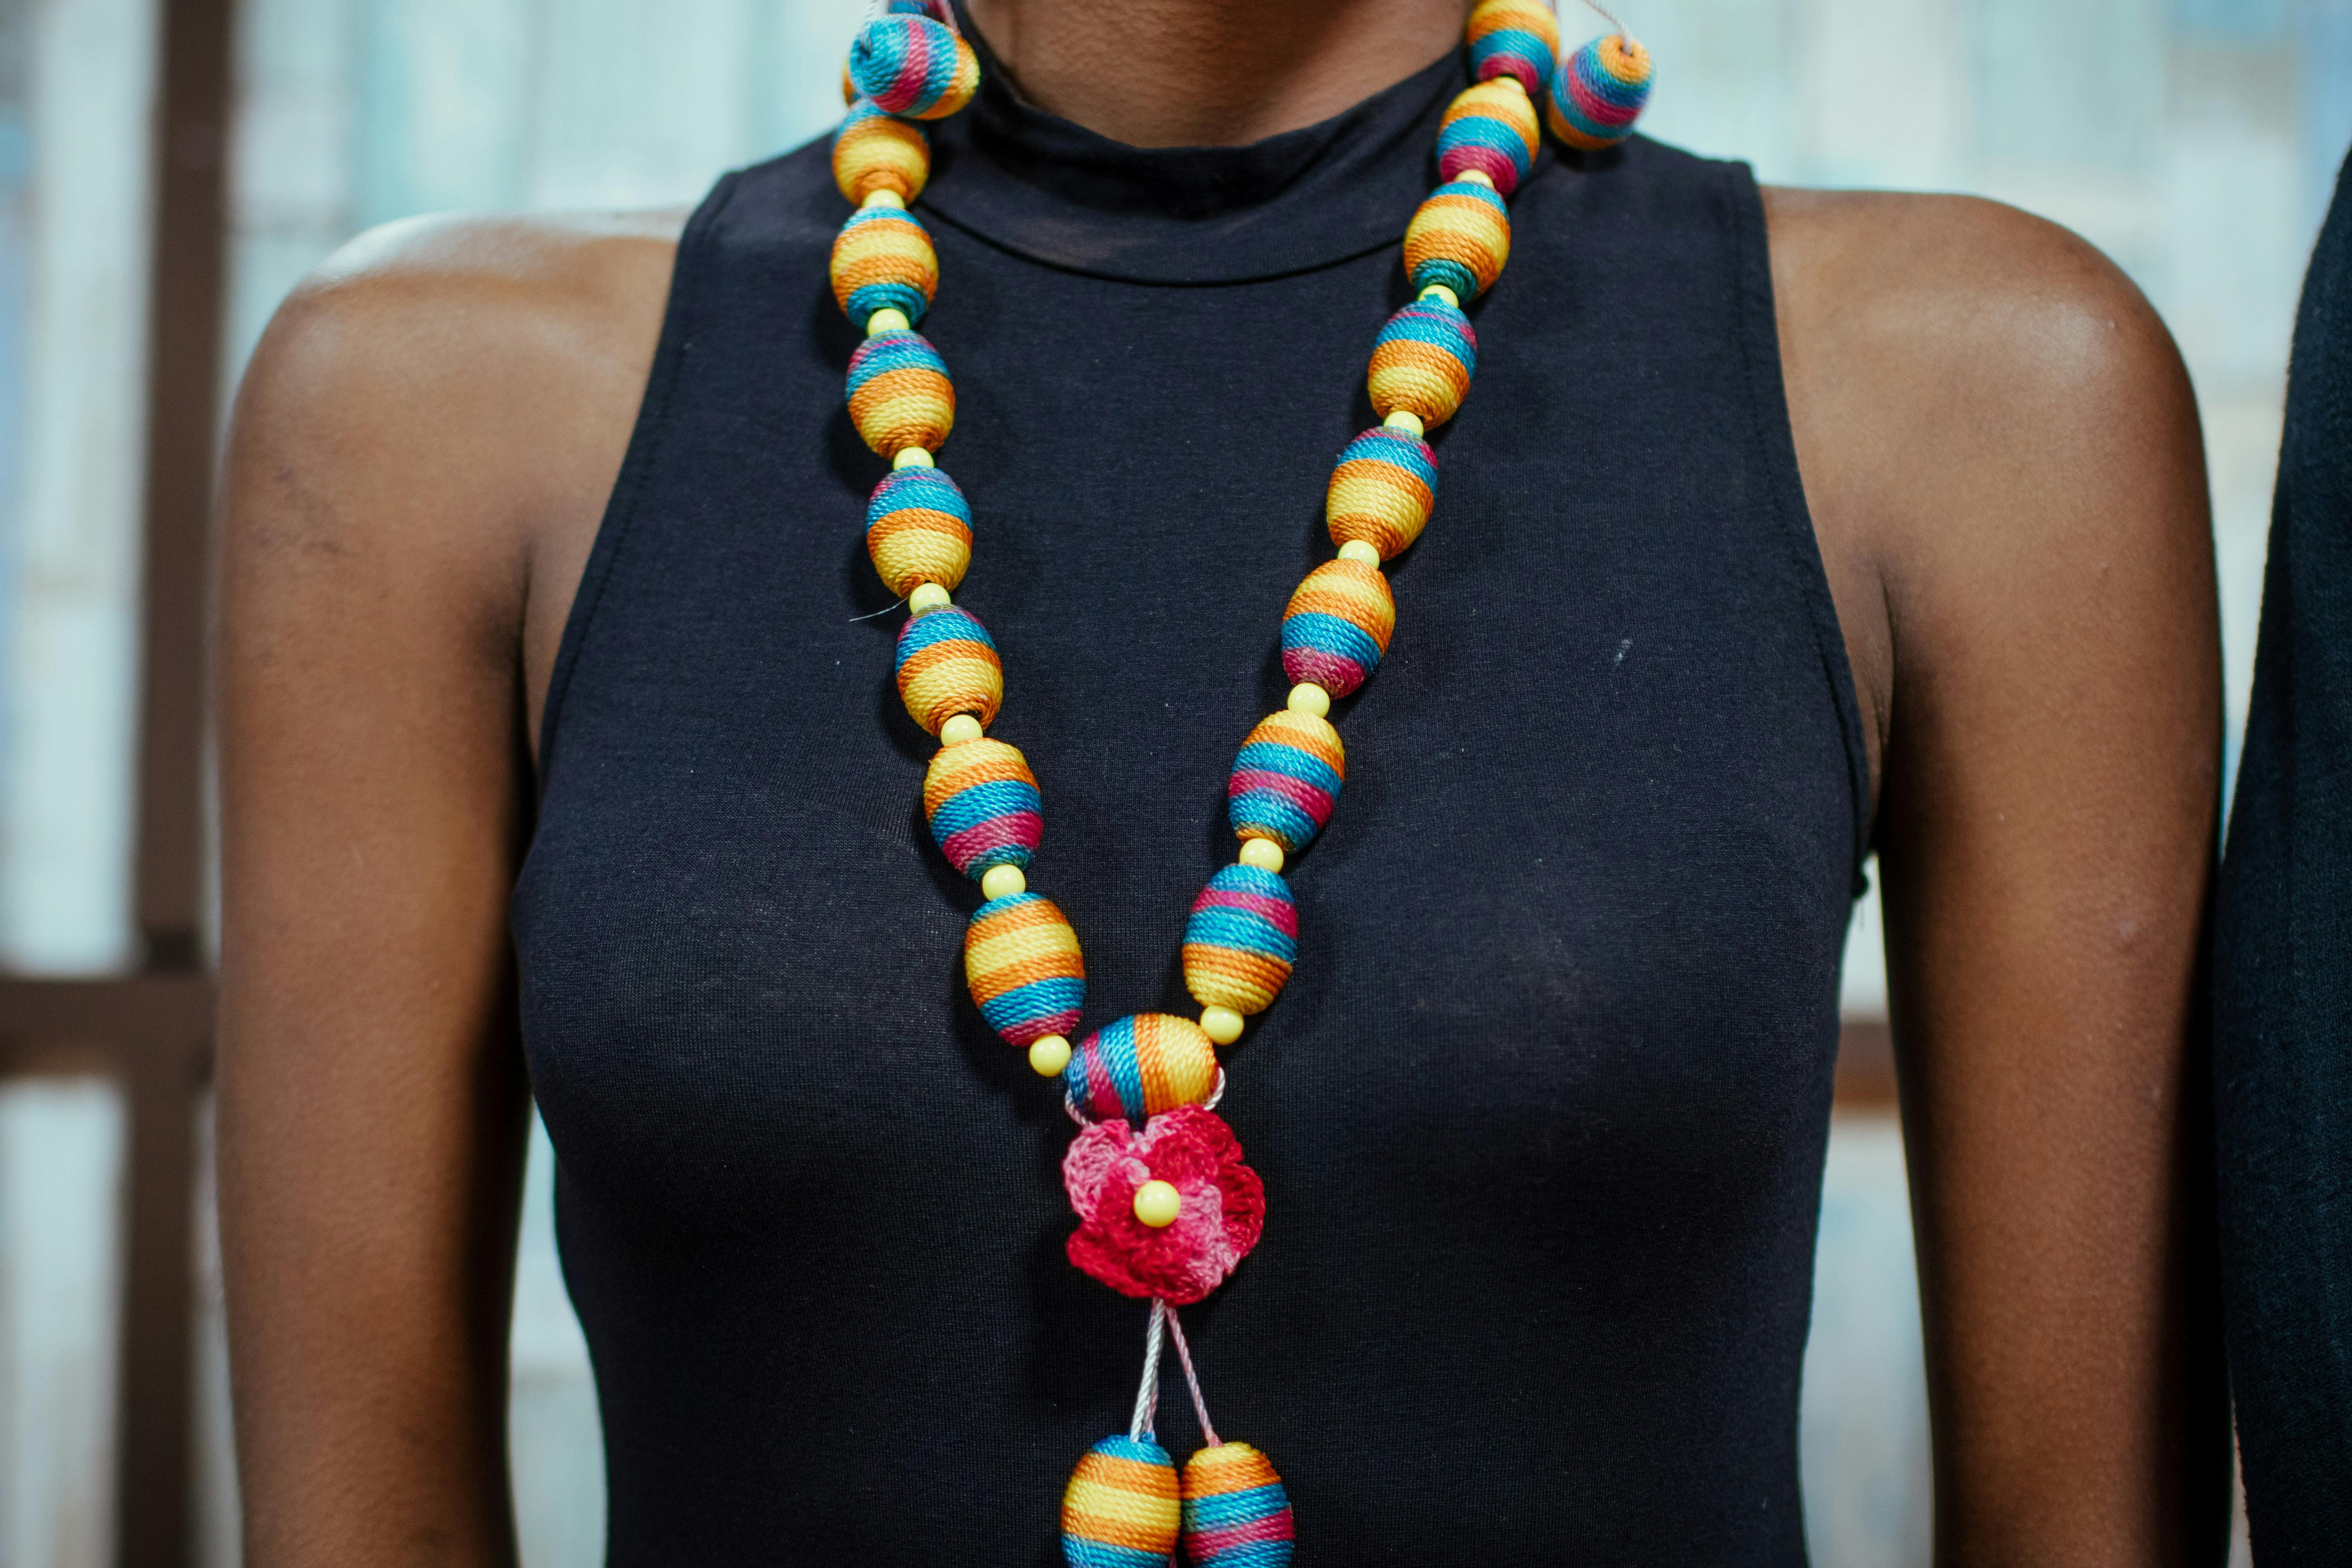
[216,2,2229,1562]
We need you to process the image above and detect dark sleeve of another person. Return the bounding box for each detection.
[2214,146,2352,1564]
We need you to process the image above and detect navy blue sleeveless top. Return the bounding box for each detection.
[515,31,1869,1566]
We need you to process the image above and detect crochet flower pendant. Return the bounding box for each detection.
[1063,1104,1265,1304]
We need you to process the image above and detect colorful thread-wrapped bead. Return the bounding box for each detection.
[1325,426,1437,560]
[1368,297,1477,430]
[1182,1442,1296,1568]
[1436,78,1541,196]
[847,328,954,457]
[1403,178,1512,303]
[1183,866,1298,1017]
[1279,560,1394,699]
[830,204,938,331]
[895,604,1001,734]
[1548,34,1654,151]
[833,99,929,204]
[1064,1013,1219,1125]
[1465,0,1559,97]
[865,466,971,596]
[1229,709,1345,854]
[1062,1434,1180,1568]
[923,738,1039,877]
[966,892,1084,1047]
[847,13,980,120]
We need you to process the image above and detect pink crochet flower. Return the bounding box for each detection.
[1063,1104,1265,1304]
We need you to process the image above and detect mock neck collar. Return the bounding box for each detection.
[918,6,1487,284]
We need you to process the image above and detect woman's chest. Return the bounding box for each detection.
[514,221,1859,1227]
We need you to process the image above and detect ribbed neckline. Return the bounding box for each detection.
[918,3,1483,284]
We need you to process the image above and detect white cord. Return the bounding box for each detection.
[1127,1299,1167,1441]
[1575,0,1629,36]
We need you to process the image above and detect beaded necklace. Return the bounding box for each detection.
[829,4,1651,1559]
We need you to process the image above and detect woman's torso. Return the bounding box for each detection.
[514,44,1868,1566]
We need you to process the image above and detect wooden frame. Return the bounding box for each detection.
[0,0,232,1562]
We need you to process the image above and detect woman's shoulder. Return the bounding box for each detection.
[1760,185,2175,388]
[234,205,687,479]
[225,206,690,746]
[1759,185,2206,788]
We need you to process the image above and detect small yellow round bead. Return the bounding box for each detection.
[1383,409,1426,437]
[1028,1034,1072,1076]
[980,863,1027,900]
[1492,76,1528,97]
[939,713,985,746]
[1133,1180,1183,1228]
[1418,283,1461,309]
[1459,166,1500,184]
[861,188,907,210]
[866,307,912,335]
[1286,682,1331,719]
[1238,837,1285,874]
[908,582,953,614]
[893,446,935,469]
[1337,539,1383,566]
[1200,1006,1244,1046]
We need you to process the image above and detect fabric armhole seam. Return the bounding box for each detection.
[535,169,745,792]
[1722,162,1875,886]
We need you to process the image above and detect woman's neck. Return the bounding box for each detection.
[961,0,1472,148]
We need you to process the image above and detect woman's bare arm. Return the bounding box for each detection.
[216,212,675,1565]
[1773,188,2230,1564]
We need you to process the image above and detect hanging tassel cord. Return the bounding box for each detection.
[1573,0,1628,36]
[1161,1301,1221,1449]
[1125,1299,1223,1448]
[1127,1299,1167,1442]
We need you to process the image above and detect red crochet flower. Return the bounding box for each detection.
[1063,1104,1265,1304]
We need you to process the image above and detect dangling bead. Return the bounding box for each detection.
[1229,710,1345,855]
[923,737,1041,877]
[1063,1013,1219,1125]
[1181,1442,1296,1567]
[1548,34,1654,151]
[1061,1435,1180,1567]
[848,13,981,120]
[1280,560,1395,700]
[1368,296,1477,431]
[1466,0,1558,96]
[1183,865,1298,1018]
[832,99,930,205]
[1404,178,1512,302]
[1436,79,1540,196]
[894,605,1001,735]
[965,893,1085,1047]
[1325,425,1437,561]
[848,328,955,457]
[830,204,938,331]
[866,466,971,596]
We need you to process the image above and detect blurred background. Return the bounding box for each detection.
[0,0,2343,1563]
